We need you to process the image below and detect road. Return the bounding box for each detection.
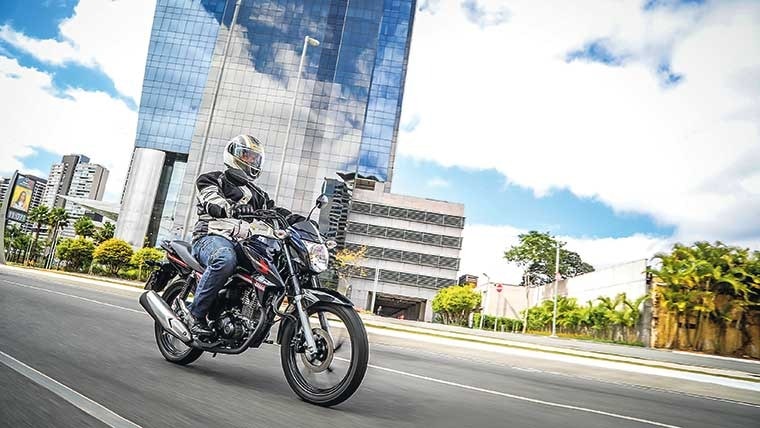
[0,269,758,428]
[366,315,760,375]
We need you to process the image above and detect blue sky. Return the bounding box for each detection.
[0,0,135,108]
[392,155,675,238]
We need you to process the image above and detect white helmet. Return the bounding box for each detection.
[224,134,264,180]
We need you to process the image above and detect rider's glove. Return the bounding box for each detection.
[286,213,306,226]
[231,203,255,218]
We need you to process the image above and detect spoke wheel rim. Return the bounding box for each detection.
[288,307,354,394]
[158,294,193,357]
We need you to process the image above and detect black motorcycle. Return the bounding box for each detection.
[139,195,369,406]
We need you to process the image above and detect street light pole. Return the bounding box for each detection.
[273,35,320,201]
[522,272,530,334]
[551,240,560,337]
[479,272,491,329]
[181,0,242,240]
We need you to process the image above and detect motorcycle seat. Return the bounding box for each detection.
[169,241,205,273]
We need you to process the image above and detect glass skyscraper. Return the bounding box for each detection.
[117,0,416,247]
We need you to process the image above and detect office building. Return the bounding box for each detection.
[0,177,9,204]
[59,163,109,238]
[117,0,417,247]
[323,175,464,322]
[41,155,90,208]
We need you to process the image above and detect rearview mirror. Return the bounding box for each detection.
[315,194,328,208]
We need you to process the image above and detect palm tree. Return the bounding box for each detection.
[25,205,50,264]
[651,242,760,353]
[46,208,70,267]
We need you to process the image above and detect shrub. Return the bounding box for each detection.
[93,238,133,276]
[432,285,482,326]
[58,237,95,272]
[130,247,165,281]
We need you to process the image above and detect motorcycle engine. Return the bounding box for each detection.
[218,313,246,340]
[241,287,260,323]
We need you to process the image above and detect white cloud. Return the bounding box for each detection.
[459,224,672,284]
[426,177,450,188]
[0,56,136,202]
[58,0,156,101]
[400,0,760,244]
[0,0,156,101]
[0,24,94,67]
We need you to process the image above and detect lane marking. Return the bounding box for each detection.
[348,358,683,428]
[0,265,142,294]
[1,279,144,314]
[0,350,142,428]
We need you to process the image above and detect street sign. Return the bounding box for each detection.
[495,283,503,293]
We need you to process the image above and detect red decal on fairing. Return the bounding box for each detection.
[255,258,270,275]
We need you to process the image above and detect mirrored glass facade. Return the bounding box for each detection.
[123,0,416,244]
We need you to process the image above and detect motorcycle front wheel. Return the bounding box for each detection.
[280,302,369,407]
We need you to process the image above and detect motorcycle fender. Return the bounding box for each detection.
[276,289,354,345]
[143,262,177,292]
[302,288,354,308]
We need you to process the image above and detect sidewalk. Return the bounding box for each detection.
[3,263,758,382]
[360,314,760,377]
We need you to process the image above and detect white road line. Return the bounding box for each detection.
[0,350,142,428]
[355,359,683,428]
[1,279,144,314]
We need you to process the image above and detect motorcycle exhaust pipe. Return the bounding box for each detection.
[139,291,192,343]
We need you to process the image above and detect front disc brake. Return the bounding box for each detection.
[300,327,334,373]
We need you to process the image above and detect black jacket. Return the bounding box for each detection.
[192,170,282,241]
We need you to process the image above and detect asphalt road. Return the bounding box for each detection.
[0,269,758,428]
[368,315,760,375]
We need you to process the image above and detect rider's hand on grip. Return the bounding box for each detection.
[231,203,255,218]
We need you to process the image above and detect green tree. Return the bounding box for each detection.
[93,238,134,275]
[333,246,368,279]
[649,242,760,352]
[95,221,115,245]
[57,237,95,271]
[504,231,594,285]
[4,224,30,263]
[4,223,22,250]
[131,247,165,280]
[73,216,95,238]
[25,205,49,264]
[432,285,482,326]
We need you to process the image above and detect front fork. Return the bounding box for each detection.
[282,245,319,359]
[294,294,318,358]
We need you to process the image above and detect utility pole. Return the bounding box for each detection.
[522,272,530,334]
[479,272,491,329]
[551,240,560,337]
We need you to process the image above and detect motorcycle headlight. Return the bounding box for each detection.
[303,241,329,273]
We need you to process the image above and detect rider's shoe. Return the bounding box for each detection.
[185,311,213,337]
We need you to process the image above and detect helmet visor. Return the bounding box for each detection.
[231,143,263,170]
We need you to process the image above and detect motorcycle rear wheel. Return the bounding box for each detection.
[154,280,203,365]
[280,302,369,407]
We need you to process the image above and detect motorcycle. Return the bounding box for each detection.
[139,195,369,406]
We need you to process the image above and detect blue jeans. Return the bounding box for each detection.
[190,235,237,319]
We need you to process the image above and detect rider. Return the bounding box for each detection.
[186,134,292,336]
